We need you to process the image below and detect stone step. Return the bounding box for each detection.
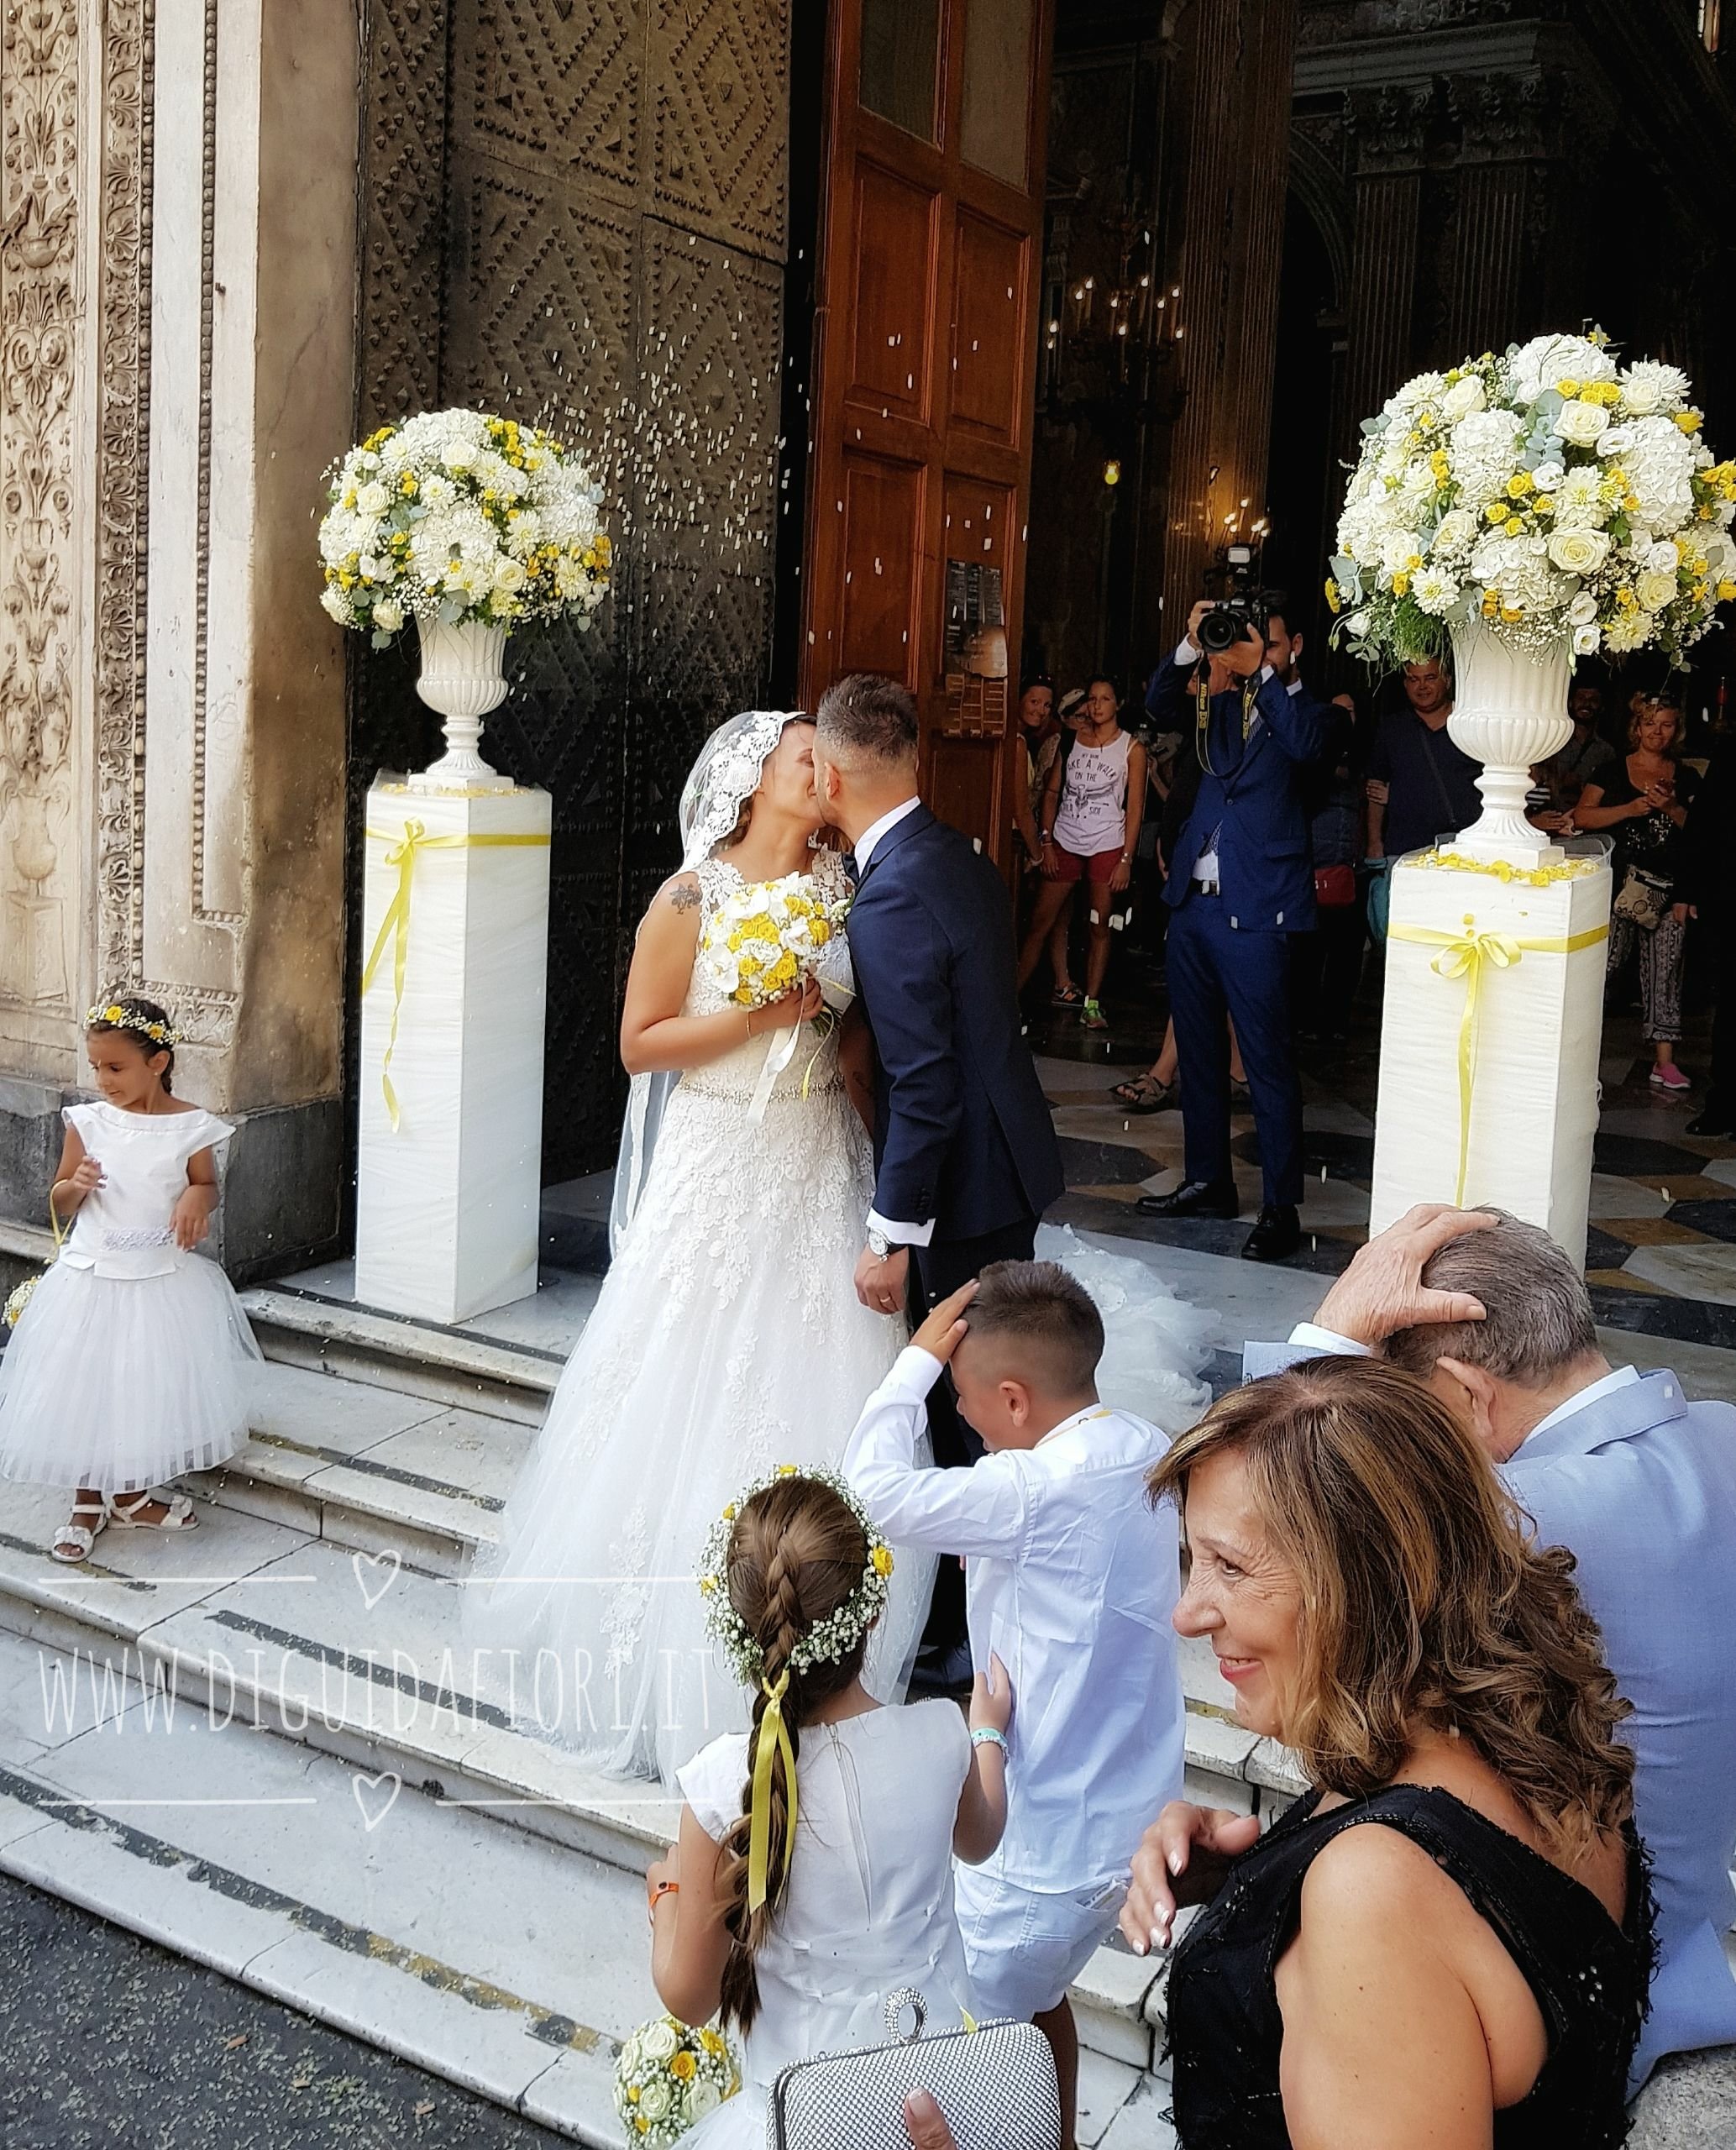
[0,1482,1206,2083]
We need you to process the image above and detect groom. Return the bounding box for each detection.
[815,674,1064,1675]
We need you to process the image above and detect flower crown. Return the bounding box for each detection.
[86,1002,182,1048]
[698,1465,894,1686]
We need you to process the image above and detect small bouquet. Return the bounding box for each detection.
[317,406,611,648]
[4,1196,62,1329]
[614,2014,739,2143]
[700,873,852,1122]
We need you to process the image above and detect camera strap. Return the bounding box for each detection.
[1195,674,1258,781]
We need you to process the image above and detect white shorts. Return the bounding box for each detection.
[953,1864,1126,2021]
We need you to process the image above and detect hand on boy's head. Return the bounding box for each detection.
[911,1279,977,1363]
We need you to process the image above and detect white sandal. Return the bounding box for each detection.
[107,1489,199,1532]
[50,1497,109,1565]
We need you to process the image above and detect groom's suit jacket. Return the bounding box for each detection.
[1246,1339,1736,2088]
[848,805,1063,1243]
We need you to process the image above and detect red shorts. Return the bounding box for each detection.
[1052,842,1123,885]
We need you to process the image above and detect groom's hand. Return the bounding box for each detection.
[856,1243,910,1314]
[912,1280,977,1362]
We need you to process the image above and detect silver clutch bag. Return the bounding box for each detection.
[766,1987,1061,2149]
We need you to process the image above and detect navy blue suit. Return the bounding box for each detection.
[1146,658,1331,1207]
[847,805,1064,1245]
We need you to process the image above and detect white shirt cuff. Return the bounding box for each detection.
[868,1209,936,1248]
[1174,637,1197,664]
[1287,678,1303,697]
[1287,1320,1373,1356]
[891,1345,945,1398]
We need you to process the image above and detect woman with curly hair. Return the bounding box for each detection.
[644,1471,1012,2143]
[1124,1356,1654,2150]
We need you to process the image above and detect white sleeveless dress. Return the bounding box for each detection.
[0,1101,260,1492]
[676,1700,978,2145]
[475,855,922,1786]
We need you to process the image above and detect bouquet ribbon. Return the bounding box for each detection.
[747,1017,805,1125]
[363,820,552,1130]
[1387,915,1608,1204]
[747,1669,798,1911]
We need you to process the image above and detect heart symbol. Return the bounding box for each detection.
[353,1770,401,1833]
[353,1548,401,1611]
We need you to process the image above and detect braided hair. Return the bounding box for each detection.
[714,1476,872,2032]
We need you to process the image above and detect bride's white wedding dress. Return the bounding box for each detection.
[475,852,920,1786]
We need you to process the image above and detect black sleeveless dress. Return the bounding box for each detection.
[1167,1785,1655,2149]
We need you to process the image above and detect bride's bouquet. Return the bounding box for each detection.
[701,873,851,1123]
[615,2014,739,2142]
[1330,328,1736,669]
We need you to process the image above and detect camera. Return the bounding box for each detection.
[1196,544,1272,657]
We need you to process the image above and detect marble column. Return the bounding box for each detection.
[0,0,360,1274]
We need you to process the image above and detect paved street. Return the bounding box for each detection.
[0,1871,568,2150]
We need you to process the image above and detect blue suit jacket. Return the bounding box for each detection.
[1146,658,1330,931]
[847,805,1064,1243]
[1243,1346,1736,2087]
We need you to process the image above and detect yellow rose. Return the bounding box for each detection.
[1555,377,1580,396]
[1391,573,1410,597]
[872,1545,894,1578]
[777,1463,798,1477]
[1484,501,1508,522]
[671,2052,697,2082]
[1503,517,1524,537]
[1718,580,1736,601]
[1506,473,1533,498]
[1678,410,1704,433]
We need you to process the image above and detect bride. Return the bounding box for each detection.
[475,711,920,1786]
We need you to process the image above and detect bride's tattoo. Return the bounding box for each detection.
[669,881,700,912]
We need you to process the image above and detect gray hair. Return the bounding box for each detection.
[1384,1209,1598,1387]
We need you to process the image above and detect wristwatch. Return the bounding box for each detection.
[867,1227,894,1261]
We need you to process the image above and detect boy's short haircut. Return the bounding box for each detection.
[966,1261,1104,1394]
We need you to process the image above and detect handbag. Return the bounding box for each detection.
[766,1988,1060,2150]
[1613,866,1673,932]
[1314,863,1356,907]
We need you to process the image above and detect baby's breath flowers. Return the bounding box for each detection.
[698,1466,893,1686]
[1331,330,1735,669]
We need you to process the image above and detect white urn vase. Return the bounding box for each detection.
[1445,621,1574,861]
[407,618,516,794]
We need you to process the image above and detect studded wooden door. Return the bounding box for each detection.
[801,0,1052,863]
[354,0,792,1182]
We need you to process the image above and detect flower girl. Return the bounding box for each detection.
[0,997,260,1563]
[641,1470,1011,2145]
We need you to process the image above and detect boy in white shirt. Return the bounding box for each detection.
[843,1261,1183,2150]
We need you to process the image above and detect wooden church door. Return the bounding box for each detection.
[801,0,1053,863]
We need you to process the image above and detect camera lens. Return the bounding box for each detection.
[1197,607,1240,655]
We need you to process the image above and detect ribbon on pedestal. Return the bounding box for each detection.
[363,818,552,1130]
[1387,912,1608,1205]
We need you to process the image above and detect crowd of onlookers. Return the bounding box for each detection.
[1011,627,1736,1246]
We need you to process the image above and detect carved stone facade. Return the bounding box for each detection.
[354,0,791,1182]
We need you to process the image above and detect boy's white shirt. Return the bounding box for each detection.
[843,1344,1185,1895]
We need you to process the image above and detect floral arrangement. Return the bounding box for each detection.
[86,1001,181,1046]
[1330,329,1736,669]
[3,1275,39,1329]
[614,2015,739,2142]
[699,874,847,1010]
[317,407,611,648]
[698,1465,894,1686]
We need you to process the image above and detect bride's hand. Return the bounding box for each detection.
[754,975,824,1033]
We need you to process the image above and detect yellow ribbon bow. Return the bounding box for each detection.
[362,820,551,1130]
[1388,911,1608,1205]
[746,1669,799,1913]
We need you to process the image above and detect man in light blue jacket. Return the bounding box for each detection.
[1245,1203,1736,2089]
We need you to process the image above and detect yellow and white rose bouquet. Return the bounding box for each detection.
[700,873,852,1121]
[614,2014,739,2143]
[1331,328,1736,669]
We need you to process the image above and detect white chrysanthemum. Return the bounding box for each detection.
[1603,610,1655,653]
[1413,568,1459,615]
[1448,407,1525,506]
[373,598,404,632]
[1386,371,1445,414]
[1553,467,1605,527]
[320,585,352,623]
[1618,360,1689,417]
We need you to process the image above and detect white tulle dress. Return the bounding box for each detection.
[0,1102,260,1493]
[474,855,924,1785]
[676,1699,979,2146]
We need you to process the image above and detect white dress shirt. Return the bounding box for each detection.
[852,795,935,1247]
[843,1346,1185,1894]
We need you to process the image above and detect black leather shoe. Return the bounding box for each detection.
[1136,1177,1239,1219]
[1242,1204,1302,1262]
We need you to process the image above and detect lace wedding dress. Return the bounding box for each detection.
[474,849,923,1786]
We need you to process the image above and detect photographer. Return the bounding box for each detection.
[1135,596,1329,1263]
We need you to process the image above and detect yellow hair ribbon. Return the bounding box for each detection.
[746,1669,798,1913]
[362,820,552,1130]
[1387,913,1608,1204]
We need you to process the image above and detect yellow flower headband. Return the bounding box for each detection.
[86,1002,182,1047]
